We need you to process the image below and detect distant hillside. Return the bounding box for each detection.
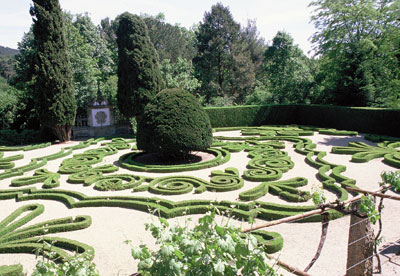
[0,46,19,56]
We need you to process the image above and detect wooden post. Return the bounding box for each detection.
[346,201,374,276]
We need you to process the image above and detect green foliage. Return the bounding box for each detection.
[142,13,197,62]
[0,129,42,146]
[312,186,327,205]
[206,104,400,137]
[160,57,201,94]
[360,195,380,224]
[317,128,357,136]
[30,0,77,141]
[310,0,400,107]
[116,12,163,119]
[263,31,314,104]
[64,12,115,110]
[32,253,99,276]
[245,81,273,105]
[137,88,212,156]
[129,211,280,276]
[0,77,20,129]
[381,171,400,193]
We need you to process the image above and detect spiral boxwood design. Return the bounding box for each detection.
[59,164,92,174]
[148,176,209,195]
[90,174,148,191]
[119,148,230,173]
[207,168,243,192]
[84,146,118,156]
[67,165,120,185]
[243,168,283,182]
[248,157,294,173]
[247,149,288,159]
[101,138,132,150]
[62,154,104,166]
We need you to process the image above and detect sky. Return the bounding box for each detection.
[0,0,317,56]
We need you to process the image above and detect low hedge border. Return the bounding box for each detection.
[205,105,400,138]
[10,168,60,189]
[332,141,400,168]
[0,153,24,170]
[0,187,340,223]
[0,203,94,262]
[0,142,51,152]
[0,159,48,181]
[146,168,244,195]
[247,230,283,254]
[239,177,310,202]
[0,264,23,276]
[119,148,230,173]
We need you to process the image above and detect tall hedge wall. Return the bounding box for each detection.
[205,104,400,137]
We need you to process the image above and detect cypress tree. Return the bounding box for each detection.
[30,0,77,142]
[116,12,163,122]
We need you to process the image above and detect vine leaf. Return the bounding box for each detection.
[0,203,94,261]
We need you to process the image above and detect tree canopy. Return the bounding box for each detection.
[310,0,400,106]
[193,3,257,105]
[263,31,314,104]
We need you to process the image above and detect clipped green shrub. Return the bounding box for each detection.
[0,204,94,262]
[0,129,42,146]
[0,264,24,276]
[119,148,230,173]
[137,88,212,157]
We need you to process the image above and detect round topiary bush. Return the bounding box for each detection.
[137,88,213,158]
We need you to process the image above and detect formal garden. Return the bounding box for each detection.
[1,105,400,275]
[1,0,399,275]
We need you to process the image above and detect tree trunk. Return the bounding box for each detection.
[346,202,374,276]
[53,125,72,142]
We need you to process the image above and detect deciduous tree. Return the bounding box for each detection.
[310,0,400,106]
[263,31,314,104]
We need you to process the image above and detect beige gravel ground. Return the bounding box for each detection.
[1,131,399,276]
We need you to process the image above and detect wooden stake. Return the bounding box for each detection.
[242,184,392,233]
[345,187,400,201]
[267,254,313,276]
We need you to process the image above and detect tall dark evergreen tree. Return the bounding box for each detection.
[116,12,163,122]
[194,3,255,104]
[30,0,76,142]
